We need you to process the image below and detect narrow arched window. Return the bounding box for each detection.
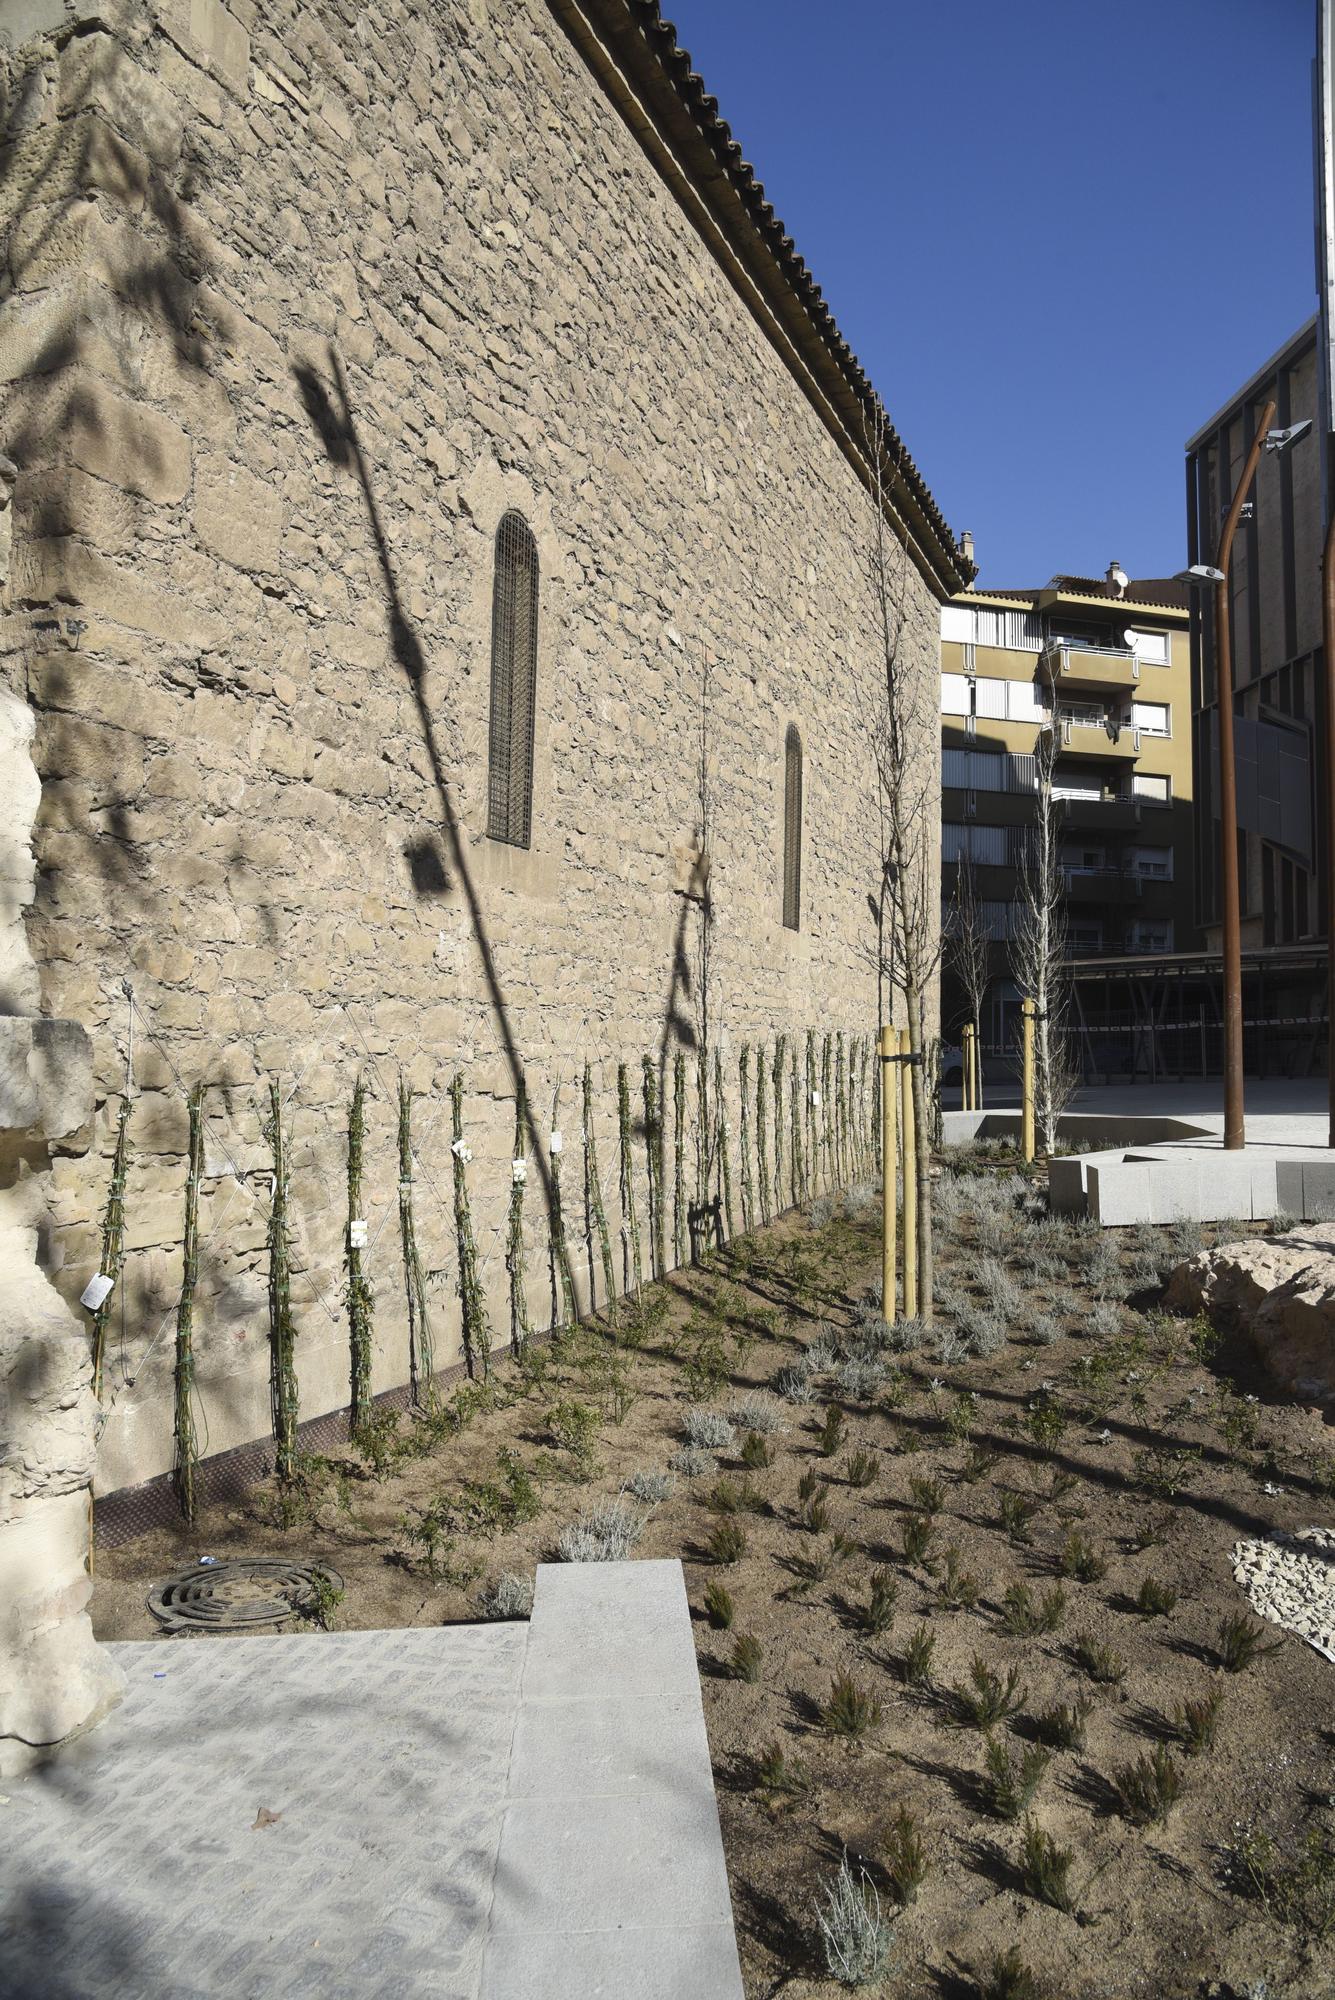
[487,511,538,847]
[782,723,802,930]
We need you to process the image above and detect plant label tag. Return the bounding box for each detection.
[349,1219,368,1249]
[549,1131,563,1155]
[80,1273,114,1312]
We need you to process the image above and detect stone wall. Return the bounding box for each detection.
[0,0,945,1493]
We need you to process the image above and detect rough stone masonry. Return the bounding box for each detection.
[0,0,966,1498]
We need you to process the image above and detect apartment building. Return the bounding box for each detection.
[940,569,1192,1036]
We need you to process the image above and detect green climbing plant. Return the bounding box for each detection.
[397,1078,434,1406]
[771,1036,785,1218]
[790,1042,802,1208]
[91,1093,131,1401]
[618,1063,644,1300]
[642,1055,666,1278]
[346,1073,375,1435]
[673,1051,687,1267]
[548,1084,578,1332]
[582,1063,617,1328]
[173,1082,205,1522]
[264,1077,299,1483]
[506,1075,533,1362]
[450,1072,490,1379]
[715,1048,735,1240]
[755,1039,771,1226]
[738,1044,755,1234]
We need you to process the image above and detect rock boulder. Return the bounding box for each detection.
[1167,1225,1335,1405]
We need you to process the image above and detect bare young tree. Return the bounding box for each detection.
[864,409,942,1323]
[947,853,990,1107]
[1009,659,1079,1150]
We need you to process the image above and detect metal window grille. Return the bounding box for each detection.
[782,723,802,930]
[487,511,538,847]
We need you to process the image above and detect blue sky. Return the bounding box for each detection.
[662,0,1315,587]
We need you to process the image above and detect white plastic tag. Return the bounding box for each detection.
[81,1273,114,1312]
[549,1131,563,1155]
[349,1219,368,1249]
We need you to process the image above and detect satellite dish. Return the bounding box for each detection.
[1123,629,1137,647]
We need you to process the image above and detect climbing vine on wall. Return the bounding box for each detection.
[771,1036,785,1219]
[714,1048,735,1240]
[673,1052,687,1267]
[173,1082,204,1522]
[738,1044,755,1234]
[264,1077,299,1484]
[642,1055,666,1279]
[449,1071,489,1379]
[505,1075,533,1362]
[548,1084,578,1334]
[396,1078,434,1406]
[346,1073,375,1435]
[91,1093,131,1402]
[617,1062,643,1301]
[582,1062,617,1329]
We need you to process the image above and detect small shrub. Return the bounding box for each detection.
[908,1473,945,1515]
[938,1546,980,1610]
[757,1739,811,1796]
[858,1567,898,1636]
[1175,1687,1222,1755]
[1034,1697,1093,1751]
[775,1364,815,1403]
[983,1737,1051,1821]
[999,1491,1040,1545]
[1021,1818,1075,1914]
[703,1579,735,1629]
[1134,1575,1177,1617]
[669,1443,715,1479]
[1113,1745,1184,1825]
[707,1476,765,1516]
[1058,1530,1106,1583]
[844,1448,879,1489]
[901,1623,936,1684]
[960,1447,1001,1484]
[955,1654,1025,1728]
[1134,1444,1202,1502]
[1087,1300,1121,1340]
[626,1467,675,1505]
[557,1496,647,1563]
[984,1946,1045,2000]
[1001,1583,1066,1637]
[1225,1823,1335,1940]
[881,1804,929,1905]
[815,1855,895,1987]
[1028,1313,1060,1348]
[1072,1631,1125,1685]
[730,1633,763,1682]
[797,1466,821,1502]
[683,1409,735,1452]
[1130,1508,1175,1552]
[901,1512,937,1567]
[822,1670,882,1739]
[834,1353,888,1401]
[801,1488,833,1535]
[976,1256,1021,1318]
[478,1571,533,1620]
[706,1519,748,1565]
[730,1392,786,1435]
[740,1431,773,1471]
[546,1397,600,1470]
[957,1302,1007,1356]
[819,1405,847,1456]
[1216,1612,1284,1673]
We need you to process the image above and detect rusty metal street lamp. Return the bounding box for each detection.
[1176,400,1319,1149]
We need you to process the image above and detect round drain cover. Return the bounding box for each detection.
[147,1558,344,1633]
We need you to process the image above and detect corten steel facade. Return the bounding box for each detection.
[0,1,967,1493]
[1185,319,1325,957]
[939,576,1192,1047]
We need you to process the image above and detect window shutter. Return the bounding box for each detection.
[488,512,539,847]
[783,725,802,930]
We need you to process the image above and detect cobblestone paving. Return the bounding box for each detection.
[0,1564,742,1998]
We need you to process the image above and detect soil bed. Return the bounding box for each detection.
[93,1158,1335,1998]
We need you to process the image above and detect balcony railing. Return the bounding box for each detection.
[1043,638,1141,691]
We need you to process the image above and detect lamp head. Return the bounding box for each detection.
[1264,420,1312,453]
[1174,564,1226,588]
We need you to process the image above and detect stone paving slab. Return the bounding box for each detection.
[0,1562,742,2000]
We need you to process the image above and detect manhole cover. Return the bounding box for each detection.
[147,1558,344,1633]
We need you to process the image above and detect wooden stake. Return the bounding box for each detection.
[878,1024,897,1322]
[900,1027,918,1319]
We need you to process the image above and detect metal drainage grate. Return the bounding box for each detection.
[147,1558,344,1633]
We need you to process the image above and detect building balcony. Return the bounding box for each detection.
[1055,710,1141,761]
[1060,865,1143,906]
[1044,639,1141,694]
[1058,792,1142,831]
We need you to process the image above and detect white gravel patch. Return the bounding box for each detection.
[1231,1524,1335,1663]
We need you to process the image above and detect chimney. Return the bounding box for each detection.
[961,530,975,568]
[1106,559,1129,599]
